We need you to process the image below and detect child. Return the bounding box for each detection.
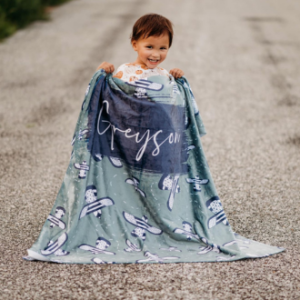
[24,13,284,264]
[96,13,184,82]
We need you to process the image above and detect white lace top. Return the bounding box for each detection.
[113,63,169,82]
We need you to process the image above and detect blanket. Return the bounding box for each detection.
[24,70,284,264]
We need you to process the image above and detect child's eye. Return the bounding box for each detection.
[146,46,152,49]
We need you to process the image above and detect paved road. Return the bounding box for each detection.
[0,0,300,299]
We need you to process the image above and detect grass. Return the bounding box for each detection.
[0,0,72,41]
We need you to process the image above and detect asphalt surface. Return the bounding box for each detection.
[0,0,300,299]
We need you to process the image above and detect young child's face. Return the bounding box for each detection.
[132,33,169,69]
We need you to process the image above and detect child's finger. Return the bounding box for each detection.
[171,68,184,78]
[108,65,115,73]
[176,71,183,78]
[170,70,177,77]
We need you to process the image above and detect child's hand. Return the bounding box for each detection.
[170,68,184,79]
[96,62,115,73]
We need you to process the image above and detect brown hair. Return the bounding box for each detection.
[130,13,174,47]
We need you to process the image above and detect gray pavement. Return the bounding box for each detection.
[0,0,300,299]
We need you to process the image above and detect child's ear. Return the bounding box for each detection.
[131,40,138,51]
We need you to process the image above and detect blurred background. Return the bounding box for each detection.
[0,0,299,299]
[0,0,71,40]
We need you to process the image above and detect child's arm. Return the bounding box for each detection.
[169,68,184,79]
[96,62,115,73]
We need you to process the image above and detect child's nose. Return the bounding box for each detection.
[152,50,160,58]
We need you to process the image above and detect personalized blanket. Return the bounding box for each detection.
[25,70,284,264]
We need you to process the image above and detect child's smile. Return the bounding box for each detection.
[132,33,169,69]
